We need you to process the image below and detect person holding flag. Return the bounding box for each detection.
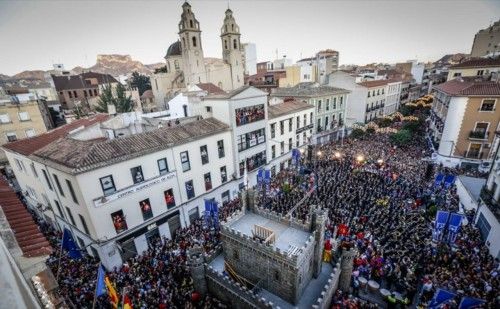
[94,264,120,309]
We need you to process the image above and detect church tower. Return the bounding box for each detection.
[178,2,206,86]
[220,8,244,89]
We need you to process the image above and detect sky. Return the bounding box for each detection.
[0,0,499,76]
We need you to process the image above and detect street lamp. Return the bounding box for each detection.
[356,155,364,163]
[377,159,384,165]
[317,150,322,157]
[299,148,305,154]
[334,152,341,159]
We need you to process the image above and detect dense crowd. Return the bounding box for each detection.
[39,198,240,308]
[257,125,499,307]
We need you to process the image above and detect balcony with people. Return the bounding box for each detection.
[235,104,265,126]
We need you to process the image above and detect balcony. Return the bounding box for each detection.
[480,187,500,220]
[464,150,484,159]
[469,130,489,140]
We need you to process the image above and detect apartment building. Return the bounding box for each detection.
[471,20,500,57]
[271,82,350,144]
[266,98,314,175]
[429,77,500,168]
[447,57,500,81]
[3,115,237,269]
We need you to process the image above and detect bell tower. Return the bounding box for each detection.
[220,8,244,89]
[178,2,206,86]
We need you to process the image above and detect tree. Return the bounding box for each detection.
[378,118,393,128]
[130,71,151,96]
[351,128,365,139]
[95,84,114,113]
[114,83,133,113]
[95,84,133,114]
[402,120,421,133]
[390,129,412,146]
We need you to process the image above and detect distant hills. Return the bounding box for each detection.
[0,54,164,87]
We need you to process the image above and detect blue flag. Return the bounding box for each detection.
[458,297,485,309]
[257,169,264,188]
[96,264,106,296]
[447,213,463,243]
[61,229,82,259]
[434,174,444,187]
[429,289,457,309]
[433,211,450,241]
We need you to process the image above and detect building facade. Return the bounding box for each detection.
[430,77,500,168]
[447,58,500,81]
[266,98,314,175]
[242,43,257,76]
[471,20,500,57]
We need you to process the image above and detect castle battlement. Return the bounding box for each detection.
[312,262,342,309]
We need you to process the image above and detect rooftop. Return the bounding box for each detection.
[196,83,226,95]
[458,175,486,202]
[204,85,261,99]
[0,178,52,257]
[272,82,350,97]
[228,212,310,252]
[52,71,118,91]
[3,114,109,156]
[33,117,229,174]
[357,79,399,88]
[268,100,313,119]
[449,57,500,69]
[433,78,500,96]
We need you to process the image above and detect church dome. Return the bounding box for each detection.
[165,41,182,58]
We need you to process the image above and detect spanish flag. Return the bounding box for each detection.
[123,294,133,309]
[105,276,119,308]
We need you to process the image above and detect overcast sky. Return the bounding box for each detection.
[1,0,499,75]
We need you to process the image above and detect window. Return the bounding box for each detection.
[53,174,64,196]
[270,123,276,138]
[325,116,329,129]
[317,100,322,112]
[25,128,36,137]
[66,179,78,204]
[42,170,53,190]
[54,200,64,219]
[310,112,313,124]
[30,163,38,178]
[271,145,276,159]
[157,158,169,175]
[73,90,77,98]
[288,118,293,132]
[288,138,292,151]
[200,145,209,164]
[236,128,266,152]
[453,72,461,77]
[174,60,180,70]
[381,89,384,95]
[185,180,195,199]
[100,175,116,195]
[235,104,265,126]
[220,166,227,183]
[296,135,300,147]
[303,116,307,127]
[303,132,307,144]
[164,188,176,208]
[204,172,212,191]
[180,151,191,172]
[296,116,300,129]
[480,99,495,111]
[130,166,144,184]
[83,90,88,97]
[65,206,76,225]
[139,198,153,220]
[477,70,484,76]
[271,166,276,177]
[79,214,90,234]
[192,36,197,47]
[280,141,285,155]
[111,210,128,233]
[280,121,284,135]
[6,132,17,142]
[239,151,266,175]
[93,89,98,96]
[326,100,330,111]
[476,213,491,240]
[233,39,238,49]
[217,140,225,158]
[0,114,10,123]
[367,92,371,98]
[68,91,73,98]
[222,190,230,204]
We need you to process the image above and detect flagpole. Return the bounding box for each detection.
[92,262,102,309]
[55,229,65,281]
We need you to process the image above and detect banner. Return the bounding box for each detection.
[447,213,463,244]
[204,199,219,228]
[444,175,456,188]
[256,168,264,188]
[292,149,301,167]
[264,169,271,193]
[96,264,106,296]
[62,228,82,259]
[434,174,444,187]
[458,297,485,309]
[429,289,457,309]
[433,211,450,242]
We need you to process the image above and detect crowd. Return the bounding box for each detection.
[257,124,499,307]
[37,198,240,308]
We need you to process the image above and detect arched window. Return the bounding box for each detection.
[233,39,237,49]
[192,36,197,47]
[182,37,186,48]
[190,20,194,28]
[231,24,234,31]
[224,39,228,49]
[174,60,179,70]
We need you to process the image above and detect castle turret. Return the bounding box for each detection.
[178,2,206,86]
[311,206,326,278]
[339,248,357,292]
[188,246,207,296]
[220,8,244,89]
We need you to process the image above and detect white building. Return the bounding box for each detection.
[198,86,268,188]
[384,80,402,115]
[242,43,257,76]
[266,98,315,175]
[3,115,239,269]
[410,60,425,84]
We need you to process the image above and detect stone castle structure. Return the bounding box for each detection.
[151,2,245,109]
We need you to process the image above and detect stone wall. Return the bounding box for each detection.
[205,265,273,309]
[312,261,342,309]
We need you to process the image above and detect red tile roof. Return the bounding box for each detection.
[3,114,109,156]
[434,78,500,96]
[357,79,397,88]
[52,71,118,91]
[0,178,52,257]
[196,83,226,95]
[449,57,500,69]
